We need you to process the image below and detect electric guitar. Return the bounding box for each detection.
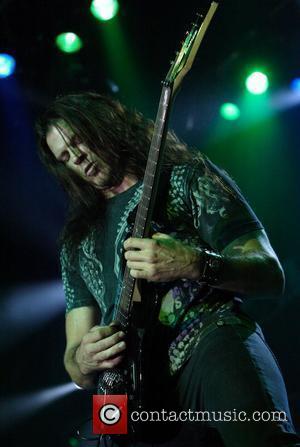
[95,1,219,442]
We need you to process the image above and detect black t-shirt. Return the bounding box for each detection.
[94,182,143,323]
[60,155,263,374]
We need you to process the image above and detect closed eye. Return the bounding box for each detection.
[70,135,82,147]
[58,150,70,164]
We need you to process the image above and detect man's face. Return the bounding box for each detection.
[46,123,112,190]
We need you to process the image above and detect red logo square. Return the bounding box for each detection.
[93,394,128,434]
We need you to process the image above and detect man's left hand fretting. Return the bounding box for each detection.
[124,233,201,282]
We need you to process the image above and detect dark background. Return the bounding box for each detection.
[1,0,300,445]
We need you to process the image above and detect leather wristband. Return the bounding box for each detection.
[197,248,224,286]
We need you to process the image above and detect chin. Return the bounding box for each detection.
[90,170,123,190]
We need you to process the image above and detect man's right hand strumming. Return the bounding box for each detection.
[64,307,127,389]
[75,325,126,375]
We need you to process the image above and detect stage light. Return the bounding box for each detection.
[90,0,119,22]
[245,71,269,95]
[0,53,16,78]
[220,103,240,121]
[107,79,119,92]
[55,32,83,53]
[0,281,65,352]
[0,383,79,429]
[291,78,300,91]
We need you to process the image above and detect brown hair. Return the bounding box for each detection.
[35,92,195,249]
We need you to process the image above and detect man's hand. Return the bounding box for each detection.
[124,233,201,282]
[75,324,126,375]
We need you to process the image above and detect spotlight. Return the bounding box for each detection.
[0,281,65,352]
[0,53,16,78]
[55,32,83,53]
[246,71,269,95]
[220,103,240,121]
[90,0,119,22]
[291,78,300,91]
[107,79,119,93]
[0,383,79,429]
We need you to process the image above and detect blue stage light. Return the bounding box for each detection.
[291,78,300,91]
[0,53,16,78]
[0,383,79,429]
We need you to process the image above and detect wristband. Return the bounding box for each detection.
[198,248,223,286]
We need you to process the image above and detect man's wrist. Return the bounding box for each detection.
[74,345,95,376]
[64,347,97,389]
[195,248,224,286]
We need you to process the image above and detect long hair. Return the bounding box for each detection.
[36,92,197,249]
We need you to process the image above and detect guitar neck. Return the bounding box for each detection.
[113,1,219,330]
[114,84,173,330]
[133,85,173,239]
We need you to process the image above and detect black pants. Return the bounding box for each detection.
[169,314,300,447]
[78,312,300,447]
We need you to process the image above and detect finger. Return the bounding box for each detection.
[152,233,174,246]
[90,331,126,353]
[90,325,101,332]
[98,355,124,370]
[124,250,152,261]
[152,232,171,240]
[124,237,156,251]
[126,261,151,270]
[129,269,152,280]
[109,320,121,329]
[93,340,126,362]
[85,326,117,342]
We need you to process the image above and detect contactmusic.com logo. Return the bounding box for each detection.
[93,395,128,434]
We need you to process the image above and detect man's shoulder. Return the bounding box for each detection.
[161,154,206,214]
[169,153,206,185]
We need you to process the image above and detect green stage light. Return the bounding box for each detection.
[90,0,119,22]
[220,103,240,121]
[55,33,82,53]
[246,71,269,95]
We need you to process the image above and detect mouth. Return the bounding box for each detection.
[85,162,98,177]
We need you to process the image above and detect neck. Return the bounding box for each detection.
[103,175,138,199]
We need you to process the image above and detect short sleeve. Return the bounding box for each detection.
[186,157,264,251]
[60,243,97,313]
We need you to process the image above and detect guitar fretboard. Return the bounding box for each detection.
[113,85,172,330]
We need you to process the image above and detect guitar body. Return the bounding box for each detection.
[97,289,171,442]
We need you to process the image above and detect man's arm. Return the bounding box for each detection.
[64,306,126,389]
[209,229,285,297]
[124,229,285,299]
[64,306,99,389]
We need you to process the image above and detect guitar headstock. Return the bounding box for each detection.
[165,1,219,96]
